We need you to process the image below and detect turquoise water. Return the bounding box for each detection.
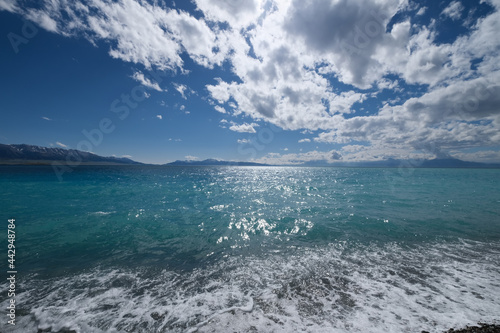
[1,166,500,332]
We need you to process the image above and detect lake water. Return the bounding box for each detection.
[1,165,499,332]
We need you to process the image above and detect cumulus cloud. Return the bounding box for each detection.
[194,0,265,29]
[204,0,410,135]
[202,0,499,156]
[312,71,500,154]
[5,0,500,161]
[156,115,162,120]
[283,0,404,88]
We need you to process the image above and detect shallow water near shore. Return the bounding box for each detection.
[1,165,499,332]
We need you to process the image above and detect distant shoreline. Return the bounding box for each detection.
[0,160,142,166]
[2,144,500,168]
[1,161,500,169]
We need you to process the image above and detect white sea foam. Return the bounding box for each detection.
[1,240,499,333]
[90,211,115,215]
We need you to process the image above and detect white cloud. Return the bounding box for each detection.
[214,105,226,114]
[254,145,441,165]
[184,155,199,161]
[179,104,190,114]
[201,0,500,152]
[26,9,58,32]
[10,0,225,70]
[156,115,162,120]
[0,0,17,12]
[253,150,343,165]
[206,79,232,103]
[76,0,183,69]
[337,145,434,162]
[7,0,500,161]
[298,138,311,143]
[194,0,265,29]
[377,78,399,90]
[416,6,427,16]
[237,138,251,144]
[283,0,405,88]
[55,141,67,148]
[203,0,408,134]
[228,122,259,133]
[121,154,132,158]
[132,71,164,91]
[442,1,463,20]
[41,116,52,121]
[174,83,188,99]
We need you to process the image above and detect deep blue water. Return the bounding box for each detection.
[1,165,499,332]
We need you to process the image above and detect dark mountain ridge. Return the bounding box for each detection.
[0,144,141,165]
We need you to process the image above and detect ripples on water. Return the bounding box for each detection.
[0,166,499,332]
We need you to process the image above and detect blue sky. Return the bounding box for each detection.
[1,0,500,164]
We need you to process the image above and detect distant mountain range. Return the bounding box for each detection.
[165,158,269,166]
[166,157,500,168]
[1,144,499,168]
[312,157,500,168]
[0,144,142,165]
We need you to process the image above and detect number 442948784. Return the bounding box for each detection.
[8,219,15,270]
